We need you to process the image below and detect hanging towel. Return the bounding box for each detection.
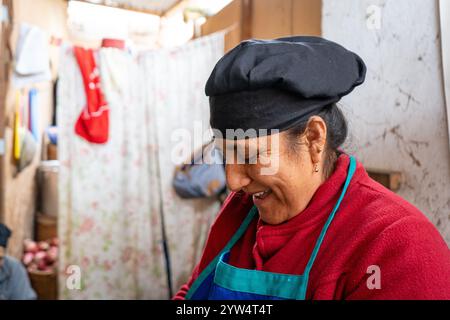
[13,23,51,87]
[73,47,109,144]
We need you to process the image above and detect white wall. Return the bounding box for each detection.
[323,0,450,244]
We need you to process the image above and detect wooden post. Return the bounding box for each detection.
[0,0,13,222]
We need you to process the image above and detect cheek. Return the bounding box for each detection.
[259,154,308,190]
[247,164,291,190]
[247,150,308,188]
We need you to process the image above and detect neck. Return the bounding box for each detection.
[321,150,339,181]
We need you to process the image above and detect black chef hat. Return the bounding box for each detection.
[206,36,366,139]
[0,223,11,248]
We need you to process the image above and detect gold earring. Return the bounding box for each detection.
[314,164,319,172]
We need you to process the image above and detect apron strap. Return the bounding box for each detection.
[299,155,357,298]
[185,205,258,299]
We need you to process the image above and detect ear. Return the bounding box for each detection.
[305,116,327,164]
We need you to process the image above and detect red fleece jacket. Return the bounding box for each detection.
[174,154,450,300]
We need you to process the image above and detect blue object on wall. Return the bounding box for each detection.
[28,88,39,141]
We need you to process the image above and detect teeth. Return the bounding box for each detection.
[253,189,270,198]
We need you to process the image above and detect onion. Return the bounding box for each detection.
[23,238,59,273]
[22,252,34,266]
[37,259,47,271]
[33,251,47,264]
[27,263,37,273]
[50,238,59,247]
[38,241,50,251]
[46,247,58,263]
[24,240,39,253]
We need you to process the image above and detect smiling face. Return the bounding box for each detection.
[216,116,329,225]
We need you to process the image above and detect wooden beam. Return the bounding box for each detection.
[200,0,242,52]
[162,0,185,17]
[366,168,403,192]
[251,0,292,39]
[241,0,252,40]
[291,0,322,36]
[76,0,171,16]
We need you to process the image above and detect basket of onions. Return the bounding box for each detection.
[22,238,58,299]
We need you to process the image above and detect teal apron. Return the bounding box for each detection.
[186,156,357,300]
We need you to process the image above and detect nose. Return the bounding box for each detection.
[225,164,252,192]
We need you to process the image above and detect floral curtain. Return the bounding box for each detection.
[141,34,224,293]
[57,33,224,299]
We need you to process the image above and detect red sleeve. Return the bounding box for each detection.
[172,192,254,300]
[345,216,450,300]
[173,265,200,300]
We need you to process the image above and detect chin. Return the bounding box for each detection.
[254,194,290,225]
[258,208,288,225]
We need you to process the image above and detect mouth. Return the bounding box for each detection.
[251,189,272,202]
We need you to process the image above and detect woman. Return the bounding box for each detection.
[174,36,450,300]
[0,224,36,300]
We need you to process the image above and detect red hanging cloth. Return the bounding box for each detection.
[73,47,109,144]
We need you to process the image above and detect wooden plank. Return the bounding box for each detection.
[292,0,322,36]
[162,0,186,16]
[366,168,403,192]
[251,0,292,39]
[201,0,242,52]
[201,0,322,52]
[241,0,252,40]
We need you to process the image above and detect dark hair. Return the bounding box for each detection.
[286,103,348,178]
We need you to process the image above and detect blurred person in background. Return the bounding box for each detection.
[0,223,36,300]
